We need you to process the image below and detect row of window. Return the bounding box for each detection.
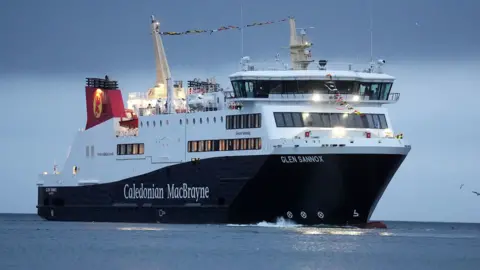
[188,138,262,152]
[226,114,262,130]
[140,116,225,128]
[274,112,388,129]
[117,143,145,155]
[231,80,393,100]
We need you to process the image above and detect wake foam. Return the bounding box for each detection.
[227,217,300,228]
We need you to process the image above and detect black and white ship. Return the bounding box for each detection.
[37,16,411,226]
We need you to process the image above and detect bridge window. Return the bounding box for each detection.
[231,80,393,99]
[274,112,388,129]
[117,143,145,155]
[187,138,262,152]
[381,83,392,100]
[359,82,393,101]
[226,113,261,129]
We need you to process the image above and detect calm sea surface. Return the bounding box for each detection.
[0,214,479,270]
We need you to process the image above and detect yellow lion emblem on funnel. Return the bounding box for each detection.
[93,89,103,118]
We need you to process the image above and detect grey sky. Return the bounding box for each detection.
[1,0,479,223]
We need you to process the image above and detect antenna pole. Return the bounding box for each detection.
[240,2,244,57]
[369,0,373,62]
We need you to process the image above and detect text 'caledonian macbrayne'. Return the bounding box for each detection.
[123,183,210,202]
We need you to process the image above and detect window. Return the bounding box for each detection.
[132,144,138,155]
[274,112,285,127]
[117,143,145,155]
[378,114,388,129]
[283,113,294,127]
[292,113,303,127]
[226,113,262,129]
[187,138,262,152]
[273,112,388,129]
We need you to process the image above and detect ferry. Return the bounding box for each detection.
[36,15,411,226]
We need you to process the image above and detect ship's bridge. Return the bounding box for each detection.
[228,69,400,104]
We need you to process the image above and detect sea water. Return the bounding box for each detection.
[0,214,479,270]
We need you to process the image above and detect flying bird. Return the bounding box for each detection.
[460,184,464,189]
[472,191,480,196]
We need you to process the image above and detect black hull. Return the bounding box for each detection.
[37,153,407,226]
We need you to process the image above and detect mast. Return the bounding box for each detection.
[151,15,171,86]
[240,3,244,57]
[150,15,176,114]
[288,17,314,70]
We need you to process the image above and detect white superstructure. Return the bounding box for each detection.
[37,16,410,188]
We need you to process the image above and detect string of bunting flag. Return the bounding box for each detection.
[159,17,291,36]
[325,74,363,116]
[334,93,362,115]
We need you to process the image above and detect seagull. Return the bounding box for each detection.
[460,184,464,189]
[472,191,480,196]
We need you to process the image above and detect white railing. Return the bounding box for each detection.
[128,92,148,99]
[237,60,379,73]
